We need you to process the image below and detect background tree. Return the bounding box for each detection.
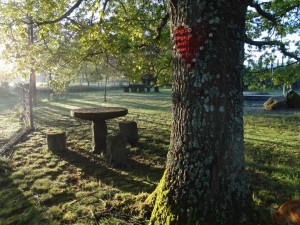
[95,0,171,85]
[0,0,80,97]
[244,0,300,90]
[0,0,171,87]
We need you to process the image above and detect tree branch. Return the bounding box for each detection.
[247,61,298,74]
[245,37,300,62]
[116,0,127,14]
[35,0,84,26]
[156,56,172,76]
[99,0,110,24]
[65,17,86,29]
[155,13,169,40]
[249,1,300,24]
[277,3,300,17]
[249,1,278,26]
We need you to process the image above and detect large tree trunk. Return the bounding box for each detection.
[149,1,254,224]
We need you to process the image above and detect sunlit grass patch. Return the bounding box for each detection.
[31,177,54,193]
[0,98,22,148]
[244,112,300,207]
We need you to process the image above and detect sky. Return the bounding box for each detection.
[245,33,300,68]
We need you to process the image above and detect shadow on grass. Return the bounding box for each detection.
[107,99,171,112]
[245,141,299,206]
[34,98,172,140]
[0,158,50,225]
[34,102,166,194]
[246,165,298,205]
[245,137,297,149]
[34,104,88,129]
[52,148,163,194]
[245,138,299,165]
[36,94,171,119]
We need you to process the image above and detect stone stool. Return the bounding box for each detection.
[106,134,127,166]
[46,130,66,152]
[119,121,138,146]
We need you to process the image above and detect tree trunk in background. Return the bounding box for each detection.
[104,76,108,102]
[30,68,36,106]
[28,71,35,129]
[150,0,254,224]
[29,21,36,106]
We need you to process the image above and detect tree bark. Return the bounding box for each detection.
[150,1,254,224]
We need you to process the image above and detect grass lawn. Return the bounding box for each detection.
[0,88,299,224]
[0,92,21,148]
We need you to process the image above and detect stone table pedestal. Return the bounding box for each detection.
[71,107,128,154]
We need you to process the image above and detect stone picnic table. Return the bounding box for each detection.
[70,107,128,154]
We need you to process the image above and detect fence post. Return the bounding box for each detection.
[19,83,34,130]
[28,82,34,129]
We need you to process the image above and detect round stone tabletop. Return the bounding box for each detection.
[70,107,128,121]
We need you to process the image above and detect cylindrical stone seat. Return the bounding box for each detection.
[286,90,300,108]
[119,121,138,146]
[47,130,66,152]
[106,134,127,166]
[138,87,145,92]
[131,87,137,92]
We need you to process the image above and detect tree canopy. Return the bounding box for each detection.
[0,0,297,88]
[245,0,300,89]
[0,0,172,86]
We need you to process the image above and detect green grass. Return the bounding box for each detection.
[0,88,299,224]
[244,113,300,208]
[0,92,21,148]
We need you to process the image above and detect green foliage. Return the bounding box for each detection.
[246,0,300,47]
[244,63,300,90]
[1,1,298,89]
[97,0,171,84]
[245,0,300,89]
[0,0,75,77]
[0,0,172,87]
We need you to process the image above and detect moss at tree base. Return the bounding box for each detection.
[149,172,177,225]
[148,172,261,225]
